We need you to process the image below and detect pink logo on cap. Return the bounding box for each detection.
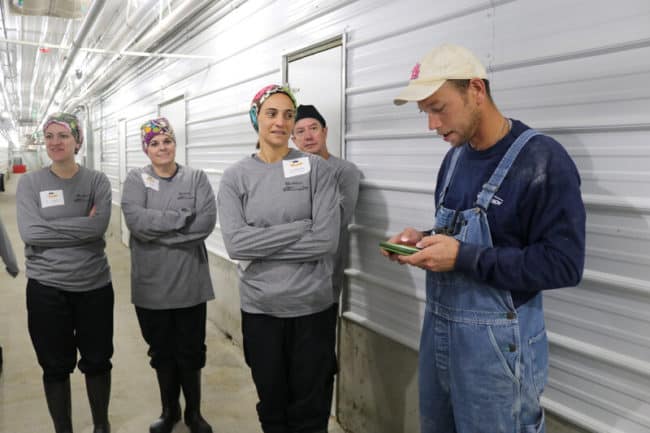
[410,63,421,80]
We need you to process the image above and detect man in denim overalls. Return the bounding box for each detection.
[383,44,586,433]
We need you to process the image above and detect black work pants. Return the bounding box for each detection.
[135,302,207,371]
[242,304,338,433]
[26,279,114,382]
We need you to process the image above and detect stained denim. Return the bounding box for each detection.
[420,129,548,433]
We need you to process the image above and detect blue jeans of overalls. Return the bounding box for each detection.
[420,129,548,433]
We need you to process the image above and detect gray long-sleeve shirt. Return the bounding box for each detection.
[16,166,112,291]
[121,164,216,309]
[217,148,340,317]
[0,216,18,277]
[327,156,361,300]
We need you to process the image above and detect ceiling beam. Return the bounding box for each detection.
[0,37,217,60]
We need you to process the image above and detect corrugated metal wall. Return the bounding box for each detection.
[99,111,119,204]
[89,0,650,431]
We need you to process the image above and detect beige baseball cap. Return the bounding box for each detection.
[393,44,487,105]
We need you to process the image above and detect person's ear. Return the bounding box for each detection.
[469,78,487,105]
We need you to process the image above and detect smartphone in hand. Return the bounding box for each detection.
[379,241,420,256]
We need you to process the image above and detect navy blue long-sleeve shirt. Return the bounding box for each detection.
[435,119,586,307]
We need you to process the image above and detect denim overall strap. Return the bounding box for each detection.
[437,146,464,205]
[475,128,540,211]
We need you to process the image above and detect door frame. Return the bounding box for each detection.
[282,33,347,159]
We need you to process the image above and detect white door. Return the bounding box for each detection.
[285,39,344,157]
[159,96,187,165]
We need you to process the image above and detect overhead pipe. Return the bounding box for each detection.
[98,0,252,100]
[39,0,107,126]
[60,0,160,108]
[0,37,217,59]
[77,0,223,101]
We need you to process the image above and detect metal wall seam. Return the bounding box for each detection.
[581,269,650,298]
[491,37,650,73]
[341,310,419,351]
[345,0,517,50]
[353,182,650,213]
[550,331,650,380]
[547,377,650,428]
[541,396,613,433]
[186,110,249,126]
[550,357,650,403]
[346,123,650,140]
[344,269,426,303]
[186,68,280,103]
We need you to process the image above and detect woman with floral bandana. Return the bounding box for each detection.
[16,112,113,433]
[121,117,216,433]
[217,85,340,433]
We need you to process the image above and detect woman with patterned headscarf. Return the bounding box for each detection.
[16,112,113,433]
[217,85,340,433]
[120,117,216,433]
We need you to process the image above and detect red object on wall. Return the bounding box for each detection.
[12,164,26,173]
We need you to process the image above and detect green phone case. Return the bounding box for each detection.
[379,241,420,255]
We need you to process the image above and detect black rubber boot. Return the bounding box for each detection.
[85,372,111,433]
[150,365,181,433]
[43,378,74,433]
[180,369,213,433]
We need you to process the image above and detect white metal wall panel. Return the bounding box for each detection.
[90,0,650,431]
[99,112,120,204]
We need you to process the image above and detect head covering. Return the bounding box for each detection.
[294,104,326,128]
[393,44,487,105]
[249,84,297,132]
[140,117,175,153]
[43,112,84,152]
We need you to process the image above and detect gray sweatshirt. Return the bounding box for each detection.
[16,166,112,291]
[121,164,216,309]
[0,216,18,277]
[217,148,340,317]
[327,156,361,300]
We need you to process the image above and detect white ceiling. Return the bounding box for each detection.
[0,0,202,140]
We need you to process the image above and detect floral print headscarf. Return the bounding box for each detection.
[140,117,176,153]
[249,84,297,132]
[43,112,84,153]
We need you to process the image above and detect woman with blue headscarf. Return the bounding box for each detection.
[217,85,340,433]
[121,117,216,433]
[17,112,113,433]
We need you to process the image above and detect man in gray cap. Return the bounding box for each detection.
[291,104,361,419]
[383,44,586,433]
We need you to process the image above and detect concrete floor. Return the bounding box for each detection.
[0,172,346,433]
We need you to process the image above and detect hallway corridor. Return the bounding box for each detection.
[0,172,345,433]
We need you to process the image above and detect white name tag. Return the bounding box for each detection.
[40,190,65,208]
[141,173,160,191]
[282,157,311,178]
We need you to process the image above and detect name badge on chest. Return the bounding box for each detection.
[40,190,65,208]
[141,173,160,191]
[282,157,310,178]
